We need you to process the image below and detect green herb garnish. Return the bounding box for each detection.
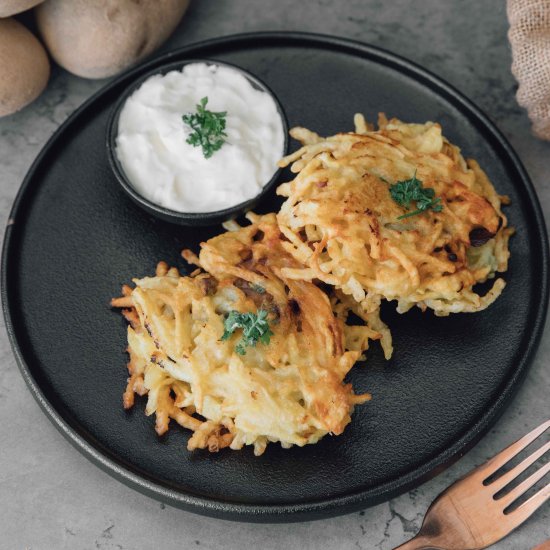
[221,309,273,355]
[182,97,227,159]
[250,283,266,294]
[389,173,443,220]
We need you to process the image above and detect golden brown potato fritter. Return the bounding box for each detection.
[112,214,386,455]
[276,114,513,317]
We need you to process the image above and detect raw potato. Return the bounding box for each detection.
[0,0,44,17]
[36,0,191,79]
[0,18,50,117]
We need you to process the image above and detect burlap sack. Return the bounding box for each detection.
[508,0,550,140]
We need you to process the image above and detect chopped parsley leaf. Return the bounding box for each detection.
[389,172,443,220]
[221,309,273,355]
[182,97,227,159]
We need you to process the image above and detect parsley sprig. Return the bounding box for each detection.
[221,309,273,355]
[389,173,443,220]
[182,97,227,159]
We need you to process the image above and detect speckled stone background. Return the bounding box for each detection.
[0,1,548,549]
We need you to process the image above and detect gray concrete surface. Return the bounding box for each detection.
[0,1,548,549]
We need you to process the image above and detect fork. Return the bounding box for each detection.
[394,419,550,550]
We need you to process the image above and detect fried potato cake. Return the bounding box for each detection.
[276,114,513,317]
[192,212,392,359]
[112,214,386,455]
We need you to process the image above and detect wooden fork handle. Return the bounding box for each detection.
[393,535,446,550]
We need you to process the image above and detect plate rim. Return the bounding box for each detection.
[2,31,549,522]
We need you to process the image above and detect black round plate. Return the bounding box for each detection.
[2,32,548,523]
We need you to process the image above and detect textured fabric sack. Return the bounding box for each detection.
[508,0,550,140]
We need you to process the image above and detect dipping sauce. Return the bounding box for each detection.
[115,62,286,213]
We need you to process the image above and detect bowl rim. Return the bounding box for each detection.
[106,58,289,223]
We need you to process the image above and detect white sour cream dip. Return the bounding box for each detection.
[115,62,285,213]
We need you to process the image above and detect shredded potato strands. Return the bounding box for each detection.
[112,214,384,456]
[112,114,512,457]
[276,114,513,317]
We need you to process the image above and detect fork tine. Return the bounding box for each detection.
[490,440,550,494]
[473,419,550,480]
[498,460,550,508]
[506,481,550,528]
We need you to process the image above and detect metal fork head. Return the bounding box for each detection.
[417,419,550,550]
[477,419,550,540]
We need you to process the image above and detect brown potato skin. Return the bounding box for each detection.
[36,0,190,79]
[0,18,50,117]
[0,0,44,17]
